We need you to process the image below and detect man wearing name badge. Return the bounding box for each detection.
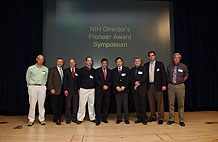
[112,57,130,124]
[144,51,167,125]
[26,55,48,126]
[48,58,64,125]
[95,58,112,126]
[167,53,189,127]
[64,58,80,124]
[129,56,148,125]
[77,56,96,124]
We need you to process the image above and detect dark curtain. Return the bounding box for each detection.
[0,0,43,114]
[173,0,218,110]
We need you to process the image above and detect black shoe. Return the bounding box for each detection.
[66,120,71,124]
[72,120,78,123]
[167,121,174,125]
[179,122,185,127]
[125,120,130,124]
[158,120,163,125]
[116,120,122,124]
[77,121,82,125]
[90,119,96,123]
[102,120,108,123]
[134,119,141,124]
[96,120,101,126]
[142,120,147,125]
[148,118,156,122]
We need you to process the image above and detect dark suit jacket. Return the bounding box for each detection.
[112,66,129,94]
[48,66,63,95]
[129,66,148,93]
[144,61,167,91]
[63,67,80,95]
[95,67,112,95]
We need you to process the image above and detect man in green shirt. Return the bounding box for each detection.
[26,55,48,126]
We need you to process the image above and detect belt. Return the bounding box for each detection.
[149,82,154,84]
[169,82,184,85]
[33,84,44,86]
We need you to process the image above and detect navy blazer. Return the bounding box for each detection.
[95,67,112,95]
[112,66,129,94]
[144,61,167,91]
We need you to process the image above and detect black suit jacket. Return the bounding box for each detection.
[48,67,63,95]
[112,66,129,94]
[129,66,148,93]
[63,67,80,95]
[144,61,167,91]
[95,67,112,95]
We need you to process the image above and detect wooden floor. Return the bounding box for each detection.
[0,111,218,142]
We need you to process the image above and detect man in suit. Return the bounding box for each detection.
[129,56,148,125]
[77,56,96,124]
[64,58,80,124]
[95,58,112,126]
[48,58,64,125]
[112,57,130,124]
[144,51,167,125]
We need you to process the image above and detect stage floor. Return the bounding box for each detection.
[0,111,218,142]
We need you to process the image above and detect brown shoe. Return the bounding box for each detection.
[56,120,61,125]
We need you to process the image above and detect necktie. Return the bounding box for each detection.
[60,67,63,83]
[103,68,106,80]
[150,62,154,82]
[72,68,75,79]
[118,67,122,76]
[173,65,177,84]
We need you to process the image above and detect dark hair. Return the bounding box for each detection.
[134,56,141,61]
[57,58,64,61]
[101,58,108,63]
[115,57,123,62]
[148,51,156,56]
[85,56,93,61]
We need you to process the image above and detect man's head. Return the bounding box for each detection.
[85,56,93,67]
[69,58,76,68]
[115,57,123,67]
[173,53,182,65]
[56,58,64,68]
[101,58,108,69]
[148,51,156,62]
[36,55,44,66]
[134,56,142,68]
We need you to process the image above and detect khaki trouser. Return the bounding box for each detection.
[168,83,185,122]
[28,85,46,122]
[147,84,164,120]
[77,88,96,121]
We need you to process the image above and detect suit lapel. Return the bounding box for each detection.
[55,67,62,82]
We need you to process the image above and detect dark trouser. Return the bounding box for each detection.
[65,93,79,121]
[133,91,147,121]
[95,93,111,121]
[51,93,64,122]
[147,84,164,120]
[115,93,128,120]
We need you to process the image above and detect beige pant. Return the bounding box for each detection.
[168,83,185,122]
[77,88,95,121]
[28,85,46,122]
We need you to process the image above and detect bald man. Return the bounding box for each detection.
[26,55,48,126]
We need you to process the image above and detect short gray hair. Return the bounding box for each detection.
[173,53,182,59]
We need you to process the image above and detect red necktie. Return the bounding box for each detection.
[72,68,75,79]
[104,68,106,80]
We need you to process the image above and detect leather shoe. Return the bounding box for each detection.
[158,120,163,125]
[167,121,174,125]
[148,118,156,122]
[179,122,185,127]
[66,120,71,124]
[102,120,108,123]
[90,120,96,123]
[134,119,141,124]
[72,120,77,123]
[116,120,122,124]
[125,120,130,124]
[96,120,101,126]
[56,120,61,125]
[77,121,82,125]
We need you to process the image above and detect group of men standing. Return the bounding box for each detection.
[25,51,188,127]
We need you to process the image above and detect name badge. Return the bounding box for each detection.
[89,75,94,79]
[157,68,160,72]
[41,71,46,74]
[138,71,143,74]
[178,69,183,72]
[75,73,78,76]
[121,73,126,76]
